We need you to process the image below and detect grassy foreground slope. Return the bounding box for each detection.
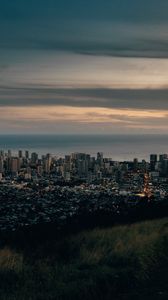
[1,218,168,300]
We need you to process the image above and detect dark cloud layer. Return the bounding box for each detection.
[1,0,168,134]
[0,86,168,110]
[0,0,168,58]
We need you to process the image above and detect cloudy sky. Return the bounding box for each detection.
[1,0,168,134]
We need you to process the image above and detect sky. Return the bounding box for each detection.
[0,0,168,134]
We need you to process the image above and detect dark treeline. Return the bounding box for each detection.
[1,197,168,250]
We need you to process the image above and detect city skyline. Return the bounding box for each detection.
[1,1,168,134]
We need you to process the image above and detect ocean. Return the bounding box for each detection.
[0,134,168,161]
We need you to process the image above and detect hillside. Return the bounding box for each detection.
[1,218,168,299]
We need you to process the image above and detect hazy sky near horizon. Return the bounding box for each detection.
[1,0,168,134]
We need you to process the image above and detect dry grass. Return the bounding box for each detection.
[0,247,23,272]
[0,218,168,299]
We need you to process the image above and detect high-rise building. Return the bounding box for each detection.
[18,150,23,158]
[31,152,38,164]
[160,159,168,176]
[133,158,138,171]
[0,150,4,157]
[8,150,11,158]
[25,150,29,159]
[97,152,103,167]
[11,157,20,174]
[150,154,157,171]
[65,155,71,163]
[141,159,147,172]
[37,165,43,176]
[43,154,52,173]
[70,153,90,178]
[0,157,4,173]
[159,154,168,162]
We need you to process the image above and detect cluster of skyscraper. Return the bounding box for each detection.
[0,150,51,180]
[0,150,168,183]
[0,150,105,182]
[150,154,168,176]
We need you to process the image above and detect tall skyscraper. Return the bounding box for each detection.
[18,150,23,158]
[11,157,20,174]
[0,151,4,157]
[160,159,168,177]
[159,154,168,162]
[97,152,103,167]
[0,157,4,173]
[31,152,38,164]
[150,154,157,171]
[8,150,11,158]
[25,150,29,159]
[133,158,138,171]
[43,154,52,173]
